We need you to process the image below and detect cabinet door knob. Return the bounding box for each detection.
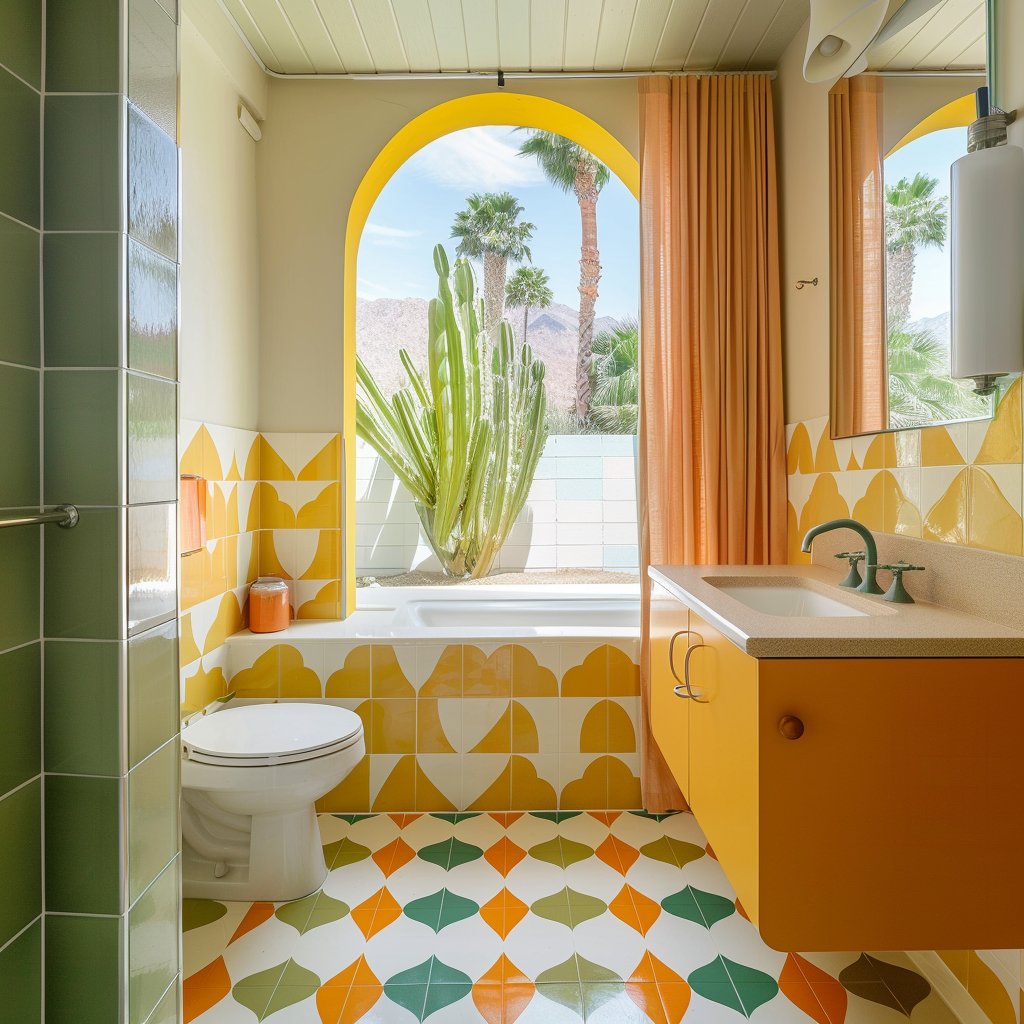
[779,715,804,740]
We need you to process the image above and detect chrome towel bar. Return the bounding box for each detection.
[0,504,79,529]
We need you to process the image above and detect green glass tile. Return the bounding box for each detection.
[145,977,178,1024]
[0,779,41,946]
[0,916,41,1023]
[44,95,120,232]
[129,0,177,142]
[128,620,178,769]
[44,640,121,776]
[0,522,39,650]
[128,373,177,504]
[45,774,120,914]
[129,858,179,1024]
[0,67,39,228]
[128,737,178,904]
[0,364,39,510]
[43,232,121,366]
[128,103,177,260]
[43,369,120,507]
[128,502,176,636]
[45,0,119,93]
[129,240,176,379]
[0,214,40,366]
[44,508,121,639]
[0,643,40,797]
[0,0,42,89]
[45,913,120,1024]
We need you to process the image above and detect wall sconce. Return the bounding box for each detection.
[951,89,1024,395]
[803,0,888,83]
[180,475,207,554]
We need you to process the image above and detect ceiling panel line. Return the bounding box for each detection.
[315,0,377,73]
[272,0,319,68]
[916,2,985,68]
[222,0,286,71]
[682,0,716,68]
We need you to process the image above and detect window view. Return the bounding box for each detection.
[355,127,639,582]
[884,126,992,429]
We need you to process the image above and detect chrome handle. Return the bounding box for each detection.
[669,630,708,702]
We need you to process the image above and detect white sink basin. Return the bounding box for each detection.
[717,585,868,618]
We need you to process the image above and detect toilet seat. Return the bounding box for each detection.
[182,703,363,767]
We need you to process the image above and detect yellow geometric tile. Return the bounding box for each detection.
[414,760,457,812]
[325,645,371,697]
[203,539,229,602]
[225,484,239,536]
[180,550,204,611]
[296,580,341,619]
[297,481,340,529]
[464,645,512,697]
[298,530,342,580]
[317,755,370,813]
[256,482,296,529]
[224,534,238,592]
[510,645,558,696]
[510,755,557,810]
[298,435,342,481]
[861,432,894,470]
[510,701,539,753]
[968,467,1023,555]
[560,756,609,809]
[886,469,923,538]
[921,424,967,466]
[851,471,885,533]
[923,468,969,546]
[975,377,1022,465]
[256,530,292,580]
[467,757,512,811]
[259,434,295,481]
[280,645,322,698]
[787,422,814,475]
[561,647,608,696]
[965,951,1018,1024]
[469,703,512,753]
[889,430,921,469]
[579,700,637,753]
[180,424,222,479]
[225,452,242,482]
[846,449,861,470]
[370,699,416,753]
[179,614,202,667]
[202,592,244,655]
[231,647,279,699]
[372,755,416,811]
[607,756,643,809]
[371,646,415,698]
[417,699,457,754]
[419,646,463,697]
[244,433,261,480]
[797,472,850,539]
[608,646,640,696]
[181,661,228,714]
[813,430,840,473]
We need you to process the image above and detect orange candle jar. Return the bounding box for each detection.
[249,577,290,633]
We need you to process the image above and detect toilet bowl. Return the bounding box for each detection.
[181,703,364,902]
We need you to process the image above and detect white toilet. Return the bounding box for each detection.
[180,703,364,902]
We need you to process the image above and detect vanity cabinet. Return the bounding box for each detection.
[651,586,1024,952]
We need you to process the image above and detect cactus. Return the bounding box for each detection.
[356,244,548,578]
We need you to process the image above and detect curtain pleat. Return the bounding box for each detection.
[637,75,787,812]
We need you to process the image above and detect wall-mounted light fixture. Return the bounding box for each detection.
[951,88,1024,396]
[239,103,262,141]
[803,0,888,83]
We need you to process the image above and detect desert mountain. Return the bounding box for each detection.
[356,296,623,413]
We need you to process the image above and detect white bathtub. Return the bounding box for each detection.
[230,585,641,641]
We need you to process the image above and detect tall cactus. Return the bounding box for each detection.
[356,244,548,578]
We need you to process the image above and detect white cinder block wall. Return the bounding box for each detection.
[355,435,640,576]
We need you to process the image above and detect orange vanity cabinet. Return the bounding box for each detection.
[651,602,1024,952]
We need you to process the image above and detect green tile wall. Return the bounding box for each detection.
[128,501,176,634]
[0,643,40,796]
[0,525,39,650]
[0,917,41,1023]
[44,640,122,776]
[0,363,39,508]
[45,774,122,915]
[45,0,120,93]
[0,66,40,228]
[128,621,178,768]
[45,914,121,1024]
[127,371,177,504]
[44,232,122,366]
[0,214,40,366]
[128,736,178,903]
[129,239,177,379]
[0,0,42,89]
[0,780,41,945]
[129,859,179,1024]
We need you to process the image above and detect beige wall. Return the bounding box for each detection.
[255,77,640,433]
[179,7,262,428]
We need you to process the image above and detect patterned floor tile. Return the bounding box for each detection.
[184,811,950,1024]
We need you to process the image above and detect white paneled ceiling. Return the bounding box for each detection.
[216,0,812,75]
[867,0,986,71]
[214,0,986,76]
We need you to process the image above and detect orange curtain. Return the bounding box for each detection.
[830,76,887,437]
[637,75,787,812]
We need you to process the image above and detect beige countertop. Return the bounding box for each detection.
[649,564,1024,658]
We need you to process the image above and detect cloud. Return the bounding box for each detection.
[364,223,419,238]
[405,126,546,191]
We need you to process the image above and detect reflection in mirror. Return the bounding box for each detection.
[829,73,998,439]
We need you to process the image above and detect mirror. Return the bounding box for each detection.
[829,71,998,438]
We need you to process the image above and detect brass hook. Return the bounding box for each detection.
[795,278,818,290]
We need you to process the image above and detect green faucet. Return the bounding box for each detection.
[801,518,885,595]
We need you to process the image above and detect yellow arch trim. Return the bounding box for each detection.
[887,93,976,158]
[342,93,640,612]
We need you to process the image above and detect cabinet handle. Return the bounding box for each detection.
[668,630,709,703]
[779,715,804,740]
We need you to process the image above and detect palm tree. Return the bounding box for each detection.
[589,319,638,434]
[885,172,947,326]
[450,192,534,339]
[505,265,553,345]
[517,130,610,420]
[887,322,988,428]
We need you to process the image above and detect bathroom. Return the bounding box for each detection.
[3,0,1024,1021]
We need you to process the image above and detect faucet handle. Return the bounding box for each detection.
[834,551,866,588]
[867,562,924,604]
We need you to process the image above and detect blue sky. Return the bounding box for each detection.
[884,125,967,322]
[357,126,639,322]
